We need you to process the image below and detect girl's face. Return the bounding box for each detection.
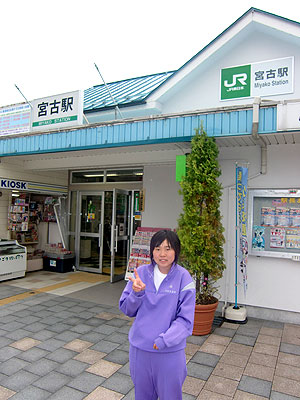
[153,239,175,273]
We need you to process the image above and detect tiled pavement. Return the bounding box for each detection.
[0,278,300,398]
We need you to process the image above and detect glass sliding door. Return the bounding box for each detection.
[101,191,113,276]
[72,189,134,280]
[110,189,132,282]
[78,192,104,272]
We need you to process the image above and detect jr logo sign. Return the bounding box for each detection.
[220,57,293,101]
[224,73,247,87]
[221,65,251,100]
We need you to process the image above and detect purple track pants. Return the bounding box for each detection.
[129,345,187,400]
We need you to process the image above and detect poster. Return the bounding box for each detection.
[290,208,300,227]
[286,228,300,249]
[125,227,171,280]
[276,207,290,227]
[261,207,275,226]
[87,201,96,221]
[125,228,155,280]
[270,228,285,248]
[252,226,265,251]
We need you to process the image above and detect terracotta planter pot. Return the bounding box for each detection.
[192,301,219,336]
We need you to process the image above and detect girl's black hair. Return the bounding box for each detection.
[150,230,181,264]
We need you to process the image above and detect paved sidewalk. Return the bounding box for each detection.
[0,280,299,399]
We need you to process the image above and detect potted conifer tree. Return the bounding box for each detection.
[177,127,226,335]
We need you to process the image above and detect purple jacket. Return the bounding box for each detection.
[119,262,196,353]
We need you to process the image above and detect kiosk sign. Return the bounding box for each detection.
[0,178,67,194]
[221,57,294,100]
[0,179,27,190]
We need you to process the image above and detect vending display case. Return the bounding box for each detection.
[248,189,300,260]
[0,239,27,281]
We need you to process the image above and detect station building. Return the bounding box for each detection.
[1,8,300,323]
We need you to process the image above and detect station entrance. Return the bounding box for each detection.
[69,189,141,282]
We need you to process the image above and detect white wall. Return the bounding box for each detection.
[37,222,61,249]
[160,30,300,114]
[142,164,182,230]
[49,222,62,244]
[0,159,67,186]
[0,190,10,239]
[220,143,300,317]
[140,143,300,319]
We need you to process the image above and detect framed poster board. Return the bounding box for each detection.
[248,189,300,260]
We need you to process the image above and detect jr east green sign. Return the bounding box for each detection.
[220,57,294,101]
[221,65,251,100]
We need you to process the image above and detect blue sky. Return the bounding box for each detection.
[0,0,299,107]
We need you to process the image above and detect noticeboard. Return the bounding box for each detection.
[248,189,300,260]
[0,104,31,135]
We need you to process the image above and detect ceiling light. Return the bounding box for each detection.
[83,174,104,177]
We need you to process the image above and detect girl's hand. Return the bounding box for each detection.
[129,268,146,292]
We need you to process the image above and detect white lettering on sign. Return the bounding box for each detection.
[224,73,248,88]
[0,180,27,190]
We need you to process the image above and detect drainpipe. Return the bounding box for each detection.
[252,97,267,175]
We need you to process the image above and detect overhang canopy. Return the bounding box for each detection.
[0,106,277,157]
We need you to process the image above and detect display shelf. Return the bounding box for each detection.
[8,198,29,232]
[8,194,57,245]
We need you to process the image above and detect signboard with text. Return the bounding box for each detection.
[31,90,83,131]
[220,57,294,100]
[0,104,31,136]
[0,178,68,194]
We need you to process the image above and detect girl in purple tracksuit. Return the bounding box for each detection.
[119,230,196,400]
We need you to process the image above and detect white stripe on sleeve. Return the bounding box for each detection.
[181,281,196,292]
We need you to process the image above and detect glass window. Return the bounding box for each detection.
[71,169,143,184]
[106,169,143,183]
[72,171,104,183]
